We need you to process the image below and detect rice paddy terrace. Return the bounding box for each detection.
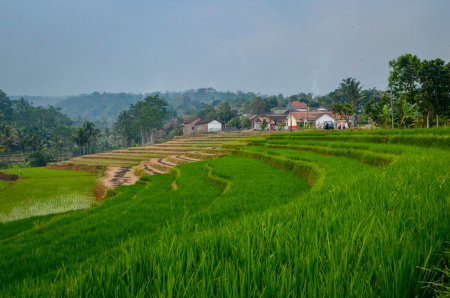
[1,128,450,297]
[48,132,268,188]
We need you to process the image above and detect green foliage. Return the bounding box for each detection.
[56,92,145,121]
[114,95,169,146]
[332,103,354,127]
[261,118,268,130]
[338,77,365,106]
[242,117,251,129]
[250,96,268,115]
[27,151,55,167]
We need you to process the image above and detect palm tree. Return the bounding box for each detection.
[0,123,18,164]
[82,121,101,154]
[339,78,365,106]
[25,129,41,153]
[16,128,27,157]
[71,128,87,155]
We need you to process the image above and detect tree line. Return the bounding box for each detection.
[0,90,120,168]
[364,54,450,128]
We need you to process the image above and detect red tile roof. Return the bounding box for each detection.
[291,101,308,110]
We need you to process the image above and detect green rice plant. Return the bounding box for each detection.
[0,168,97,214]
[203,164,232,192]
[1,131,450,297]
[263,143,396,166]
[0,194,96,223]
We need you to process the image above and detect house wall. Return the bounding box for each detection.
[208,120,222,132]
[183,118,202,134]
[315,114,335,128]
[287,114,297,129]
[195,124,208,132]
[252,122,261,129]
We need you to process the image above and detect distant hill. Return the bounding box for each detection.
[56,92,145,122]
[9,95,68,107]
[54,89,260,122]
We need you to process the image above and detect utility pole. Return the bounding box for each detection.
[390,82,394,129]
[306,103,309,130]
[290,100,292,132]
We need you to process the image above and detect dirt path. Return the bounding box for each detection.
[103,167,140,189]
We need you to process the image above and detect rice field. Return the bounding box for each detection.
[0,168,97,219]
[1,128,450,297]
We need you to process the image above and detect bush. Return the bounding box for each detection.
[27,152,56,167]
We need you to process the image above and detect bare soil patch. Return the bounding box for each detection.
[102,167,140,189]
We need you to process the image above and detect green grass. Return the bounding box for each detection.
[0,180,12,189]
[0,156,309,294]
[1,130,450,297]
[0,168,97,220]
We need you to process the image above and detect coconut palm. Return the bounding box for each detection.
[71,128,87,155]
[339,78,365,106]
[25,129,42,153]
[0,123,18,164]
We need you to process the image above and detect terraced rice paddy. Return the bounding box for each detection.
[50,132,262,187]
[1,128,450,297]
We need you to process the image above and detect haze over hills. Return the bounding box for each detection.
[9,95,68,107]
[55,92,146,122]
[52,89,259,122]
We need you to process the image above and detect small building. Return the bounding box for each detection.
[287,112,321,129]
[183,116,203,134]
[195,118,223,132]
[286,101,308,112]
[250,115,261,130]
[265,114,288,130]
[315,113,336,128]
[317,105,329,112]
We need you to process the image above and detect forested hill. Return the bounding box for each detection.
[56,92,145,121]
[55,89,259,122]
[9,95,68,107]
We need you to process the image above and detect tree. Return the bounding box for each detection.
[82,121,101,154]
[204,105,217,119]
[71,127,87,155]
[364,94,391,127]
[277,95,286,108]
[332,103,354,129]
[114,110,134,147]
[250,97,267,115]
[0,91,13,121]
[242,100,251,113]
[338,78,365,107]
[261,119,268,130]
[217,102,232,123]
[396,95,419,128]
[226,118,237,128]
[242,117,251,129]
[382,104,392,129]
[131,95,168,145]
[0,123,17,163]
[389,54,421,105]
[418,59,450,127]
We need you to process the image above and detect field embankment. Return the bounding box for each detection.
[1,128,449,297]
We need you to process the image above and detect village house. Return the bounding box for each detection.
[250,115,261,130]
[286,101,308,112]
[195,118,223,132]
[183,116,203,134]
[264,114,288,130]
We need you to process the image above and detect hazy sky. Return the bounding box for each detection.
[1,0,449,97]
